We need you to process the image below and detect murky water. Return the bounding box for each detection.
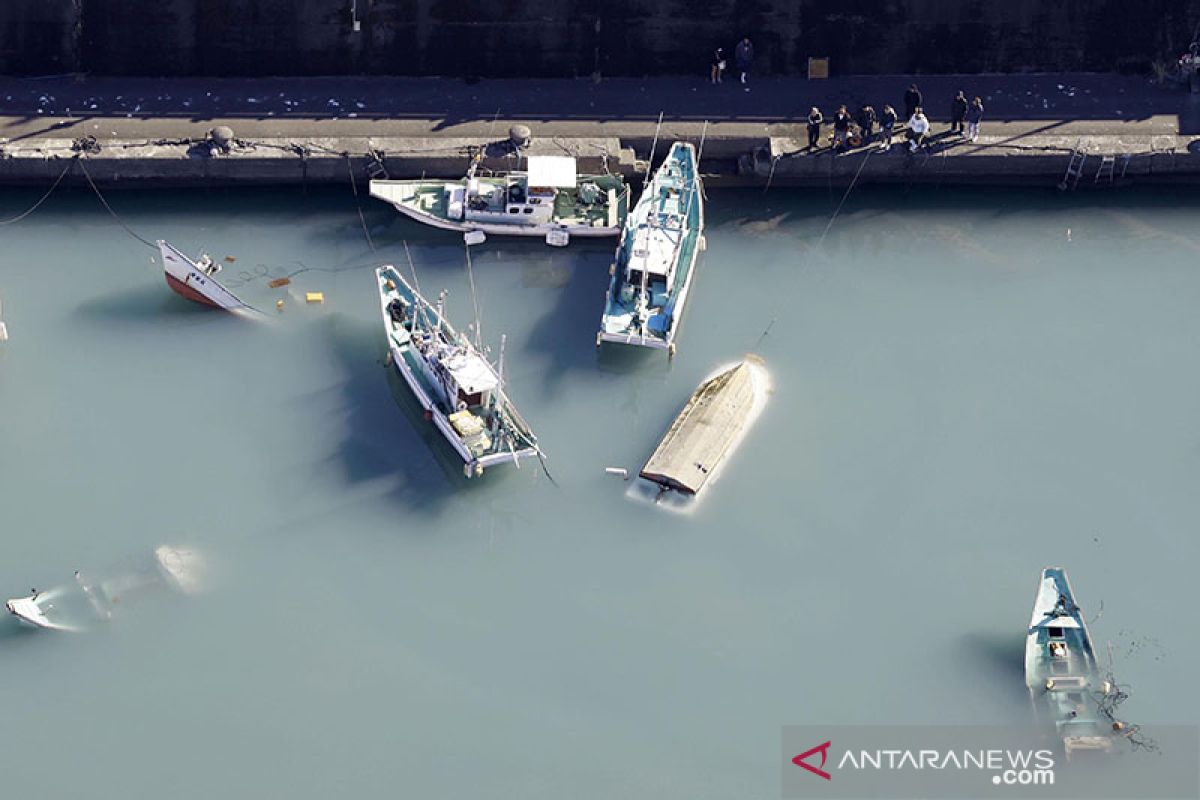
[1,183,1197,798]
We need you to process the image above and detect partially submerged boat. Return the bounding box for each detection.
[641,355,765,496]
[598,142,704,355]
[6,545,206,632]
[157,240,256,312]
[1024,567,1121,758]
[368,156,628,245]
[376,265,541,477]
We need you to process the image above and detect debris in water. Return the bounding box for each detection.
[605,467,629,480]
[268,277,291,288]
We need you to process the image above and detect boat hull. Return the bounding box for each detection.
[381,199,619,238]
[157,240,254,312]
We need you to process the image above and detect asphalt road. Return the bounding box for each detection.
[1,73,1195,146]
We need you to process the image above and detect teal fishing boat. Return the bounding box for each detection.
[597,141,704,356]
[1024,567,1126,758]
[376,265,541,477]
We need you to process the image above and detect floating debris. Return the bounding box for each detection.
[305,291,325,304]
[605,467,629,479]
[268,277,291,288]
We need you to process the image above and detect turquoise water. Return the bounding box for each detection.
[0,184,1197,798]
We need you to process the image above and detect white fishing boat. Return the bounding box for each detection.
[1024,567,1120,758]
[157,240,256,312]
[6,546,206,632]
[376,265,541,477]
[597,141,704,356]
[368,155,628,245]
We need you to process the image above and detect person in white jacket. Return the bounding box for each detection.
[907,108,930,152]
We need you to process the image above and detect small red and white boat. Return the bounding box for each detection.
[157,239,255,312]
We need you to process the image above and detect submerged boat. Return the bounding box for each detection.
[157,240,255,312]
[368,156,628,245]
[6,545,205,632]
[641,355,765,496]
[376,265,541,477]
[1024,567,1121,758]
[598,142,704,355]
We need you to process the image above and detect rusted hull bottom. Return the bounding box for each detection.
[165,273,222,308]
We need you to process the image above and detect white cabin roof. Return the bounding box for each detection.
[442,348,498,395]
[627,225,674,278]
[526,156,577,188]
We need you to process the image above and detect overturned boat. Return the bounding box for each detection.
[641,355,766,496]
[6,545,206,632]
[1024,567,1123,758]
[157,240,256,312]
[376,265,541,477]
[598,142,704,356]
[368,156,628,245]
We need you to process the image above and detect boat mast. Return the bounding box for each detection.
[403,240,434,336]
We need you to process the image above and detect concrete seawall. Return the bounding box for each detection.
[3,73,1199,191]
[5,131,1200,191]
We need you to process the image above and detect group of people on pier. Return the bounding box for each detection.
[805,84,984,154]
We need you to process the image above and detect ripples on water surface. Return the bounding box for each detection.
[0,185,1197,798]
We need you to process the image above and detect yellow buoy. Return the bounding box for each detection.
[305,292,325,304]
[275,299,285,311]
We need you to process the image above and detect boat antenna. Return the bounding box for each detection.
[402,240,434,333]
[646,111,664,176]
[463,242,484,350]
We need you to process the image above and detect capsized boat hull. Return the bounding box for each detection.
[641,355,766,496]
[157,240,254,312]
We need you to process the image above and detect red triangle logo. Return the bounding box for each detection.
[792,740,832,780]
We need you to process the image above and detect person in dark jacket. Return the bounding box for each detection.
[965,96,984,142]
[904,84,922,120]
[879,105,898,150]
[806,107,824,150]
[950,90,968,134]
[735,37,754,86]
[856,104,877,143]
[832,105,852,150]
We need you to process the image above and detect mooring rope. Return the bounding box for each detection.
[344,153,379,253]
[0,156,77,226]
[77,157,156,250]
[816,149,872,250]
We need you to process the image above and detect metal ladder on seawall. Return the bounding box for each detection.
[366,149,389,180]
[1058,141,1086,191]
[1094,155,1115,185]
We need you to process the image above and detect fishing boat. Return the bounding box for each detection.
[1024,567,1120,758]
[597,141,704,356]
[157,240,256,312]
[368,155,628,246]
[376,265,541,477]
[6,546,205,632]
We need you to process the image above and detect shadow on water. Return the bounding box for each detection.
[959,632,1036,718]
[73,283,221,324]
[521,244,614,395]
[321,314,464,516]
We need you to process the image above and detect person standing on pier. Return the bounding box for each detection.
[711,47,726,84]
[879,105,898,150]
[833,105,852,150]
[806,107,824,150]
[966,96,984,142]
[950,90,968,134]
[735,37,755,87]
[904,84,923,120]
[856,104,877,143]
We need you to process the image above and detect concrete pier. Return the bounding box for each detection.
[2,73,1199,188]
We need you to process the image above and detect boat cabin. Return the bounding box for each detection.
[194,254,222,277]
[433,347,498,411]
